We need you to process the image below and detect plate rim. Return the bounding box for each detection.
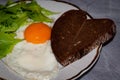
[54,0,93,19]
[0,1,102,80]
[68,45,102,80]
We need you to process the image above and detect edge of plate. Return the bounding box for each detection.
[68,45,102,80]
[54,0,93,19]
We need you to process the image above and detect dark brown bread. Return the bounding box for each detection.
[51,10,116,66]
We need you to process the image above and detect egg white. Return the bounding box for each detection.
[4,23,59,80]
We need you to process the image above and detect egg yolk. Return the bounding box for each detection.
[24,23,51,44]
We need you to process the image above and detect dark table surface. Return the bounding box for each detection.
[0,0,120,80]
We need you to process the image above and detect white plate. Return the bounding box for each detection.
[0,1,102,80]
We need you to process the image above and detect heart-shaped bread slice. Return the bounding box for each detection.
[51,10,116,66]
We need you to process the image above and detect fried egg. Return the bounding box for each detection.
[4,22,59,80]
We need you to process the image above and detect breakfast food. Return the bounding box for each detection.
[5,22,59,80]
[24,23,51,44]
[51,10,116,66]
[0,0,116,80]
[0,0,59,80]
